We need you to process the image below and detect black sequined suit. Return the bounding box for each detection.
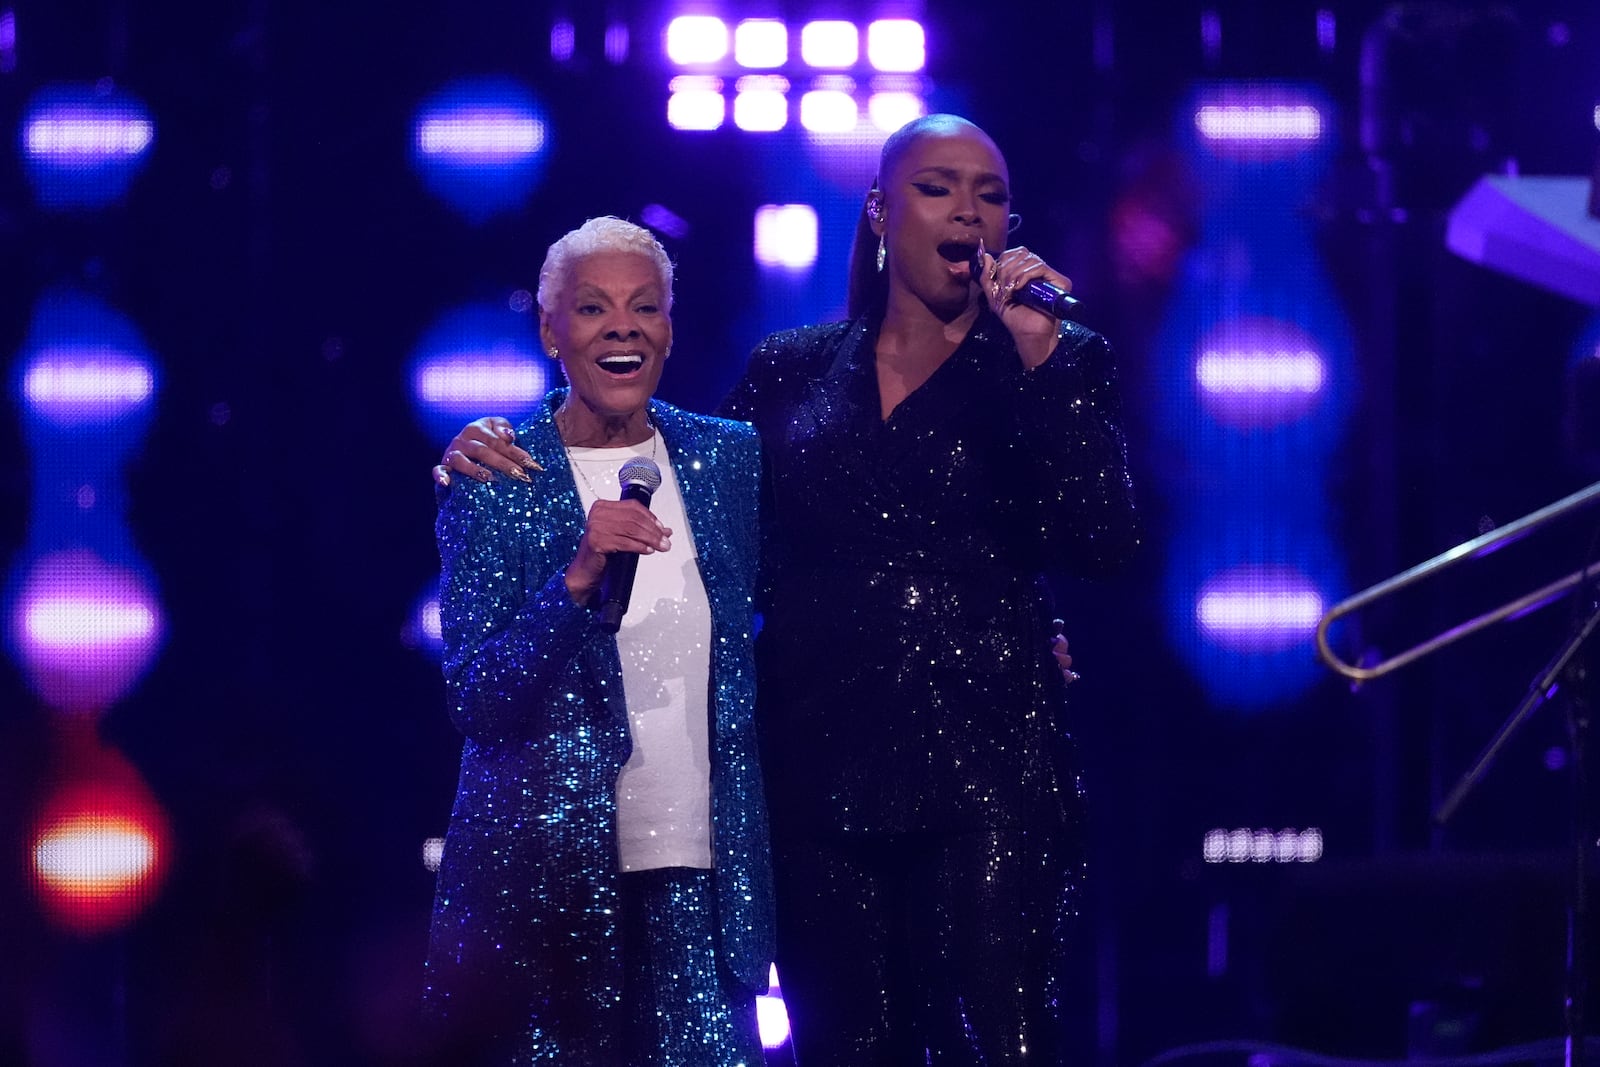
[718,307,1138,1065]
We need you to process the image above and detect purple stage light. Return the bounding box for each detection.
[24,110,153,161]
[1194,319,1327,427]
[640,203,690,239]
[1191,84,1326,163]
[1195,565,1323,650]
[1199,9,1222,61]
[1203,827,1323,863]
[1316,9,1336,53]
[551,20,575,62]
[401,588,443,653]
[665,15,729,65]
[1196,350,1323,394]
[734,76,789,132]
[735,19,787,68]
[605,22,630,63]
[667,76,725,130]
[798,103,891,192]
[12,551,165,716]
[411,81,552,222]
[0,10,15,74]
[867,91,925,133]
[413,354,550,417]
[866,20,925,72]
[21,87,157,208]
[757,965,791,1048]
[22,347,155,425]
[799,88,858,133]
[1195,104,1321,143]
[415,109,546,163]
[800,20,858,68]
[754,204,818,269]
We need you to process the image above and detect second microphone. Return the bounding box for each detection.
[597,455,663,634]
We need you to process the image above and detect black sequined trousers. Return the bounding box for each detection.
[773,828,1075,1066]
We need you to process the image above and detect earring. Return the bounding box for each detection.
[1007,213,1023,234]
[548,347,559,358]
[876,235,886,272]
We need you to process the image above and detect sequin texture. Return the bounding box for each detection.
[423,390,774,1065]
[717,306,1139,1062]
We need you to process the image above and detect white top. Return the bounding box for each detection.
[567,432,714,872]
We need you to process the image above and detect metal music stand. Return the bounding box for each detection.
[1433,597,1598,1067]
[1317,480,1600,1067]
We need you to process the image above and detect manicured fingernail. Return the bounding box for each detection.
[521,457,544,472]
[438,471,451,488]
[506,467,532,483]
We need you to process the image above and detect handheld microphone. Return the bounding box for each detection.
[597,456,663,634]
[969,250,1080,318]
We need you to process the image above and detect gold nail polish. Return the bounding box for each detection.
[506,466,533,484]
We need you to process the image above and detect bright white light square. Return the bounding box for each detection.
[734,90,788,132]
[754,204,818,269]
[799,90,858,133]
[868,92,925,132]
[666,15,729,65]
[735,20,787,68]
[800,21,859,68]
[667,78,726,130]
[867,20,925,72]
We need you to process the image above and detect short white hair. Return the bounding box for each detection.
[536,216,674,315]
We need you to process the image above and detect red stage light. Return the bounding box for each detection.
[29,756,172,937]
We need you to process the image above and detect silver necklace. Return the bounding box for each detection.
[560,409,659,498]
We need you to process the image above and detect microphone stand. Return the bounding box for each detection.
[1434,595,1600,1067]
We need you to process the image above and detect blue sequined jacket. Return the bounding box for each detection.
[423,390,773,1056]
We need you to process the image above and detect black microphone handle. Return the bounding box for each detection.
[597,481,653,634]
[597,555,640,633]
[1014,277,1080,318]
[968,251,1081,318]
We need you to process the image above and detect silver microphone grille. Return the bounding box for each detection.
[618,456,662,493]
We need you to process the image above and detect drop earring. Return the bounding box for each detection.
[866,191,887,271]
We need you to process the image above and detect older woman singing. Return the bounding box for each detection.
[422,217,772,1066]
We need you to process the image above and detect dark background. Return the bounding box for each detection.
[4,1,1600,1064]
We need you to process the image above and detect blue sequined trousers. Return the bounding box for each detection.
[620,868,764,1067]
[719,308,1139,1064]
[423,391,774,1066]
